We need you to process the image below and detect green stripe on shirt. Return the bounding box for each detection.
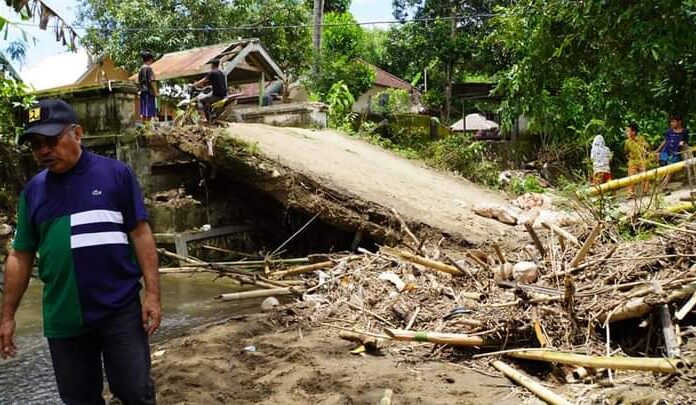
[38,216,84,337]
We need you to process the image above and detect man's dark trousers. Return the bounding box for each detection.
[47,299,155,405]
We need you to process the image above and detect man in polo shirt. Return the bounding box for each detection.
[0,99,161,404]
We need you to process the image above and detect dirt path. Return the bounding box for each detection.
[223,123,512,246]
[153,314,513,404]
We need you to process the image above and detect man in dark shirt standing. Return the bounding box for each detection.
[1,99,161,404]
[192,59,228,123]
[138,51,158,122]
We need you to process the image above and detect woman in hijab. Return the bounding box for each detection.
[591,134,613,184]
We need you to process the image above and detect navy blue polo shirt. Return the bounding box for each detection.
[13,149,149,337]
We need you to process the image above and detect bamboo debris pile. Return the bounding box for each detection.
[270,218,696,403]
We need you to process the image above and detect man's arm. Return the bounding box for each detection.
[655,139,666,153]
[192,77,209,88]
[1,250,34,358]
[129,221,161,335]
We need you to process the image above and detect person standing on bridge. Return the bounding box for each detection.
[0,99,161,404]
[138,51,159,122]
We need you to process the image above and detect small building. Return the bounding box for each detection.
[353,63,422,114]
[132,39,284,92]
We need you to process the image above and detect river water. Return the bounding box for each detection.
[0,274,253,404]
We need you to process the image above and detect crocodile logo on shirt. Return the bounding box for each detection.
[91,189,103,196]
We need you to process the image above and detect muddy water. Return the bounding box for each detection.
[0,274,256,404]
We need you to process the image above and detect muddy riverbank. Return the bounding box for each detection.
[152,313,512,404]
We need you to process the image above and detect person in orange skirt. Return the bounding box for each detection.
[591,134,613,184]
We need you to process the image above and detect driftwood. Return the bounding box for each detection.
[676,291,696,320]
[492,360,571,405]
[391,208,423,254]
[216,287,301,301]
[657,304,681,358]
[379,389,394,405]
[381,247,464,276]
[569,223,603,267]
[269,261,334,279]
[383,328,491,347]
[524,223,546,258]
[506,349,683,374]
[541,221,581,247]
[598,282,696,323]
[339,331,384,353]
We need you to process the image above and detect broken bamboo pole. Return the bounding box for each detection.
[598,282,696,323]
[383,328,492,347]
[381,246,464,276]
[584,158,696,196]
[216,287,301,301]
[507,349,683,374]
[569,223,603,267]
[524,223,546,258]
[492,360,571,405]
[540,222,581,247]
[657,304,681,358]
[269,261,334,279]
[675,291,696,320]
[158,267,216,274]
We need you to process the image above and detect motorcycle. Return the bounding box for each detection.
[175,84,239,126]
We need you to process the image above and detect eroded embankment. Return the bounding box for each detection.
[163,124,516,248]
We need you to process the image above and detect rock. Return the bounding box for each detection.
[512,261,538,283]
[261,296,280,311]
[517,207,540,225]
[0,224,12,236]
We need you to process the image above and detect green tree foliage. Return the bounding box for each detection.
[386,1,504,121]
[489,0,696,147]
[304,0,351,13]
[313,12,374,99]
[78,0,312,75]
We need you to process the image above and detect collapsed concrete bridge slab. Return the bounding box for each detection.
[164,123,514,247]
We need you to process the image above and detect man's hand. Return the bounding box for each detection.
[141,293,161,336]
[0,318,17,359]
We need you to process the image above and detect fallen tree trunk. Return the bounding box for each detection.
[507,349,683,374]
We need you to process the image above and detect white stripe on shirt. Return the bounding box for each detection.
[70,210,124,227]
[70,232,128,249]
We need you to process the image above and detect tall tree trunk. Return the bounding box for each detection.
[444,8,456,124]
[312,0,325,75]
[444,61,452,123]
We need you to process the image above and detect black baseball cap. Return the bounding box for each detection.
[19,99,79,144]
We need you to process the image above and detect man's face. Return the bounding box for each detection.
[670,119,682,129]
[625,127,635,138]
[30,125,83,173]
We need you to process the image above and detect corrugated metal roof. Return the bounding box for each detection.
[373,64,415,92]
[128,39,284,83]
[145,43,232,81]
